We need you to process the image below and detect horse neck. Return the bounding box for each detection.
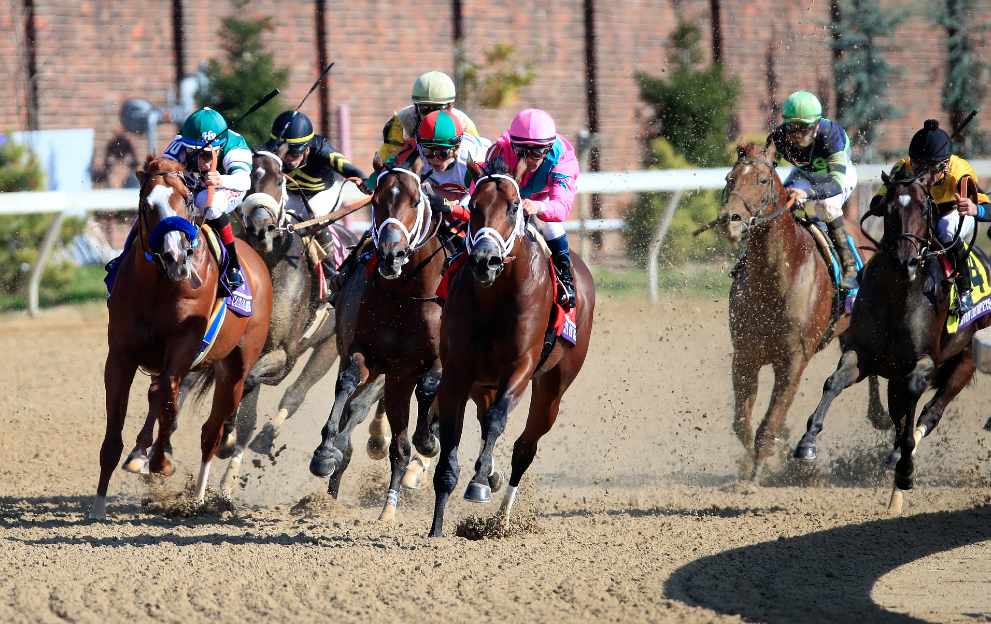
[745,201,805,289]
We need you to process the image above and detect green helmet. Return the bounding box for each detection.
[412,71,457,105]
[782,91,823,124]
[179,107,228,148]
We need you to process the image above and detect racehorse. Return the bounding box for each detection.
[90,156,273,519]
[428,158,595,538]
[718,140,887,482]
[309,154,450,520]
[793,167,991,512]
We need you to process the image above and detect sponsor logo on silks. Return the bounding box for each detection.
[959,297,991,331]
[561,309,578,345]
[201,130,217,143]
[229,293,252,314]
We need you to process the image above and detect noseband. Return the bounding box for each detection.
[467,174,524,261]
[371,167,432,260]
[245,151,290,230]
[725,156,791,230]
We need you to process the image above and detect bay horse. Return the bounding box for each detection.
[428,158,595,538]
[90,156,273,519]
[718,140,886,482]
[309,154,449,520]
[794,167,991,512]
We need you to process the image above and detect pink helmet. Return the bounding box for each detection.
[509,109,557,146]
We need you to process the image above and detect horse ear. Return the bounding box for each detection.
[466,157,483,182]
[763,141,777,164]
[512,157,527,185]
[881,171,892,187]
[135,170,147,186]
[410,153,425,177]
[372,152,384,174]
[736,137,747,158]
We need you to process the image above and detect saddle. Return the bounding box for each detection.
[797,216,864,315]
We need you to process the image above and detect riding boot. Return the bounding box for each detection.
[206,214,245,291]
[950,238,975,314]
[545,234,577,309]
[826,217,859,291]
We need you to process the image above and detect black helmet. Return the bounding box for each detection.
[271,110,314,155]
[908,119,952,162]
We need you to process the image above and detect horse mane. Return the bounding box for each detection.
[143,155,184,175]
[485,156,512,177]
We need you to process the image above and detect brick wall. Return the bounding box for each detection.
[1,0,987,206]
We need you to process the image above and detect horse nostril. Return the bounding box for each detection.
[487,255,502,269]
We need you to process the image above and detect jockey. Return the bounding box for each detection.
[377,71,479,162]
[486,108,579,309]
[767,91,860,291]
[871,119,991,313]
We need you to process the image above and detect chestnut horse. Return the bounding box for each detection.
[718,140,886,482]
[90,156,272,519]
[309,154,448,520]
[428,158,595,538]
[794,167,991,512]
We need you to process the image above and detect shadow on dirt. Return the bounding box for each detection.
[665,504,991,623]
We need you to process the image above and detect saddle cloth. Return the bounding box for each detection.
[942,246,991,333]
[202,224,253,317]
[802,218,865,317]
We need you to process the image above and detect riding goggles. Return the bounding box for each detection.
[285,141,310,157]
[421,145,458,160]
[784,120,818,135]
[513,144,552,160]
[415,103,450,118]
[910,158,948,177]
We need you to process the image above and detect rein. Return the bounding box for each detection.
[872,174,959,262]
[371,167,432,257]
[467,174,524,261]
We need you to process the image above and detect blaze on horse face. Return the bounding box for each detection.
[136,163,195,283]
[370,156,425,279]
[879,169,937,282]
[466,157,526,287]
[718,141,778,245]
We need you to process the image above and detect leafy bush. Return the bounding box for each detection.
[0,137,84,294]
[199,0,289,147]
[461,43,537,110]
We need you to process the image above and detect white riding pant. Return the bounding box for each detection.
[937,210,975,245]
[286,181,345,219]
[533,217,566,241]
[195,188,246,220]
[785,164,858,222]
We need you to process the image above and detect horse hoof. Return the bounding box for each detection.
[309,448,342,478]
[366,436,389,461]
[884,450,900,469]
[488,470,505,493]
[216,439,236,460]
[415,434,440,459]
[121,453,149,475]
[750,463,764,483]
[150,455,175,477]
[464,482,491,504]
[793,444,817,461]
[248,423,277,455]
[894,473,914,491]
[401,457,425,490]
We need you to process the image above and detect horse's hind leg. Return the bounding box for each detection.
[148,371,183,477]
[195,363,248,503]
[403,363,442,490]
[867,375,891,430]
[91,349,138,519]
[794,348,863,460]
[731,354,759,466]
[379,376,416,521]
[219,381,261,496]
[752,353,806,482]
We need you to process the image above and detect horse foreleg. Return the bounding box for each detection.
[429,375,471,538]
[325,377,384,498]
[379,377,416,522]
[866,375,891,430]
[92,349,138,519]
[752,353,807,482]
[403,364,442,490]
[310,353,374,478]
[794,348,863,460]
[888,357,934,513]
[731,354,759,463]
[148,372,183,477]
[465,367,530,504]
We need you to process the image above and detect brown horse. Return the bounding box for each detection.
[90,156,272,519]
[718,140,886,482]
[309,154,449,520]
[794,167,991,512]
[428,158,595,538]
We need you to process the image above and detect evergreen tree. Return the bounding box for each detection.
[199,0,290,147]
[830,0,905,162]
[930,0,990,155]
[460,43,538,111]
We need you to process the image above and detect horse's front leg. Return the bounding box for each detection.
[219,379,261,496]
[91,348,138,519]
[794,347,864,460]
[148,370,184,477]
[752,351,807,482]
[403,363,442,490]
[887,356,934,513]
[327,376,385,498]
[866,375,891,430]
[378,376,417,521]
[464,363,531,504]
[429,372,472,538]
[310,352,376,478]
[731,353,759,467]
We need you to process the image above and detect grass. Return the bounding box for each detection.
[0,265,108,312]
[591,264,733,301]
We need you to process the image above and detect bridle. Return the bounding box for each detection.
[467,174,524,261]
[724,156,792,231]
[370,167,434,260]
[138,170,199,272]
[245,151,290,230]
[874,174,950,261]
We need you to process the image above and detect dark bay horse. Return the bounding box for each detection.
[309,154,448,520]
[91,156,273,519]
[794,167,991,512]
[718,140,887,482]
[428,158,595,538]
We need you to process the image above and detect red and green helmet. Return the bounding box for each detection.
[417,110,464,148]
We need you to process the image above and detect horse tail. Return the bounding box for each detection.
[185,367,217,409]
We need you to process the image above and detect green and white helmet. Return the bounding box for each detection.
[179,107,228,148]
[782,91,823,124]
[412,71,457,105]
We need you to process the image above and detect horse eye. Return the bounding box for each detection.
[731,214,742,221]
[757,177,768,184]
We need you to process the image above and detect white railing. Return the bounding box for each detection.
[3,160,990,314]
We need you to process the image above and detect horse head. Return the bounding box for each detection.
[465,156,526,287]
[878,167,938,281]
[135,156,198,283]
[369,152,430,279]
[241,151,287,254]
[718,139,782,245]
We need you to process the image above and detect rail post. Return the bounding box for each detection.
[646,190,683,302]
[27,210,69,316]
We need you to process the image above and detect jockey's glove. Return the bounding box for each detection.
[428,195,454,215]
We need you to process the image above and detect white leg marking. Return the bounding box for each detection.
[500,484,518,518]
[89,495,108,520]
[194,461,212,503]
[272,408,289,428]
[219,446,244,496]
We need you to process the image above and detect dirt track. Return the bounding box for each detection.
[2,297,991,623]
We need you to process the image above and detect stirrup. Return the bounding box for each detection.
[223,267,245,289]
[556,284,576,309]
[956,289,975,314]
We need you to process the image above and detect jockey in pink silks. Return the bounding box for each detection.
[485,108,580,309]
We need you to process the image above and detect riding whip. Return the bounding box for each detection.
[188,88,282,164]
[288,198,370,233]
[931,108,979,158]
[274,62,335,144]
